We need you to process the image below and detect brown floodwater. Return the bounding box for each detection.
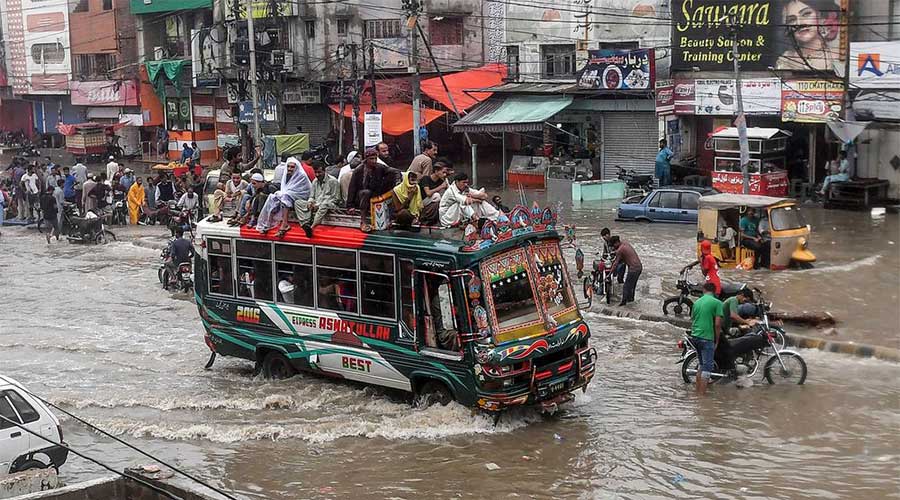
[0,198,897,499]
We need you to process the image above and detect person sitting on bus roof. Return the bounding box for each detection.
[235,172,274,227]
[392,171,422,227]
[417,160,449,226]
[255,158,311,237]
[439,172,499,228]
[346,147,402,233]
[339,150,362,201]
[296,160,342,238]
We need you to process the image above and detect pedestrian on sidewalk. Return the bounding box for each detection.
[609,236,642,306]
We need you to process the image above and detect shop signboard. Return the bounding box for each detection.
[671,0,847,76]
[577,49,655,91]
[238,94,278,123]
[712,170,788,196]
[694,78,781,115]
[673,80,695,115]
[70,80,139,106]
[283,86,321,105]
[364,112,383,147]
[781,80,843,123]
[850,41,900,89]
[655,79,674,115]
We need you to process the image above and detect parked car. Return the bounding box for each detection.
[617,186,717,223]
[0,375,68,475]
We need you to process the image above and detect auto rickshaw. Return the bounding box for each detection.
[697,194,816,270]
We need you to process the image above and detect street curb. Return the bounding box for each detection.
[592,305,900,363]
[130,236,169,251]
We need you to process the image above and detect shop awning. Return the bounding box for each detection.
[420,63,507,113]
[452,95,574,133]
[328,102,446,136]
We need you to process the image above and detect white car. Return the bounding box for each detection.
[0,375,68,475]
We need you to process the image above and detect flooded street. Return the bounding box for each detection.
[1,202,898,499]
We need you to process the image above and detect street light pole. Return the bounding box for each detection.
[246,0,261,144]
[731,19,750,194]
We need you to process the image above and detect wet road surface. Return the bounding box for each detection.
[0,202,898,499]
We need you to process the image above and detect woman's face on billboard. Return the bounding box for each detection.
[785,1,821,44]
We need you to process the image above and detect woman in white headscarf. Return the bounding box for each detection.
[255,158,311,236]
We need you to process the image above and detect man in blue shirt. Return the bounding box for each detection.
[655,139,674,187]
[62,167,76,202]
[739,208,769,268]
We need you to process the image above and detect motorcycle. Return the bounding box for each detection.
[110,192,128,226]
[39,203,117,244]
[308,143,334,165]
[616,166,654,197]
[677,295,805,386]
[583,253,616,305]
[158,246,194,293]
[662,265,748,316]
[167,203,194,237]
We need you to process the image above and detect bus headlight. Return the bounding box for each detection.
[798,237,808,249]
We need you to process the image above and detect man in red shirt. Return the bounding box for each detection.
[683,240,722,296]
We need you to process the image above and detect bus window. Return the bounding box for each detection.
[399,259,415,340]
[236,240,273,301]
[421,274,458,351]
[534,243,574,316]
[207,238,233,296]
[275,244,313,307]
[360,252,395,320]
[316,248,358,313]
[488,264,540,329]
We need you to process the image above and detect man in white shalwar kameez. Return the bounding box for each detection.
[439,172,499,228]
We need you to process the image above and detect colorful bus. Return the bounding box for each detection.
[194,205,596,412]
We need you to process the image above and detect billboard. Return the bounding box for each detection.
[672,0,847,76]
[70,81,140,106]
[850,42,900,89]
[577,49,655,91]
[656,79,675,115]
[694,78,781,115]
[781,80,843,122]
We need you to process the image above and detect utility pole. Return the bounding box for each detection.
[731,18,750,194]
[337,45,346,158]
[246,0,261,146]
[405,0,422,155]
[368,42,377,111]
[350,43,361,151]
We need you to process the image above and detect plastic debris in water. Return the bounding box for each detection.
[553,433,564,441]
[671,473,684,484]
[485,462,501,471]
[521,455,533,461]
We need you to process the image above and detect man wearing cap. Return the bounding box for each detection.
[119,169,136,192]
[346,147,402,232]
[105,156,119,183]
[339,151,361,200]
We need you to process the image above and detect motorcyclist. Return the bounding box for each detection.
[165,228,194,287]
[682,240,721,296]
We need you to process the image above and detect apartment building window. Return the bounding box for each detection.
[74,54,117,79]
[30,43,65,65]
[364,19,402,39]
[430,17,462,46]
[72,0,88,12]
[541,44,576,79]
[337,19,348,36]
[102,0,112,10]
[305,20,315,39]
[505,45,519,80]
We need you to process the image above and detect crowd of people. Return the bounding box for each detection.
[1,154,204,241]
[212,140,508,237]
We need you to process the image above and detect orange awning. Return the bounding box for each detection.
[420,63,507,113]
[328,102,446,136]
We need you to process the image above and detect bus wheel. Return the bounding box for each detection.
[416,380,453,407]
[261,351,296,380]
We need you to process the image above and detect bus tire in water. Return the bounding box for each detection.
[764,352,807,385]
[417,380,453,407]
[14,459,47,473]
[261,351,296,380]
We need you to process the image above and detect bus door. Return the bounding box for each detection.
[412,269,465,360]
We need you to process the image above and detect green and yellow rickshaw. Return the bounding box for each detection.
[697,194,816,270]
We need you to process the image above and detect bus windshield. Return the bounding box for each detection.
[482,242,577,338]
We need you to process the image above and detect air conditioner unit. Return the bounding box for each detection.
[270,50,294,72]
[283,51,293,72]
[153,46,164,60]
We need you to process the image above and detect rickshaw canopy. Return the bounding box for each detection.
[698,193,794,210]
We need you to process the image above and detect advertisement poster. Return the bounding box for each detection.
[655,79,675,115]
[577,49,655,90]
[672,0,847,76]
[674,80,695,115]
[191,27,222,88]
[364,112,383,147]
[781,80,844,122]
[850,41,900,89]
[70,80,139,107]
[695,78,781,115]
